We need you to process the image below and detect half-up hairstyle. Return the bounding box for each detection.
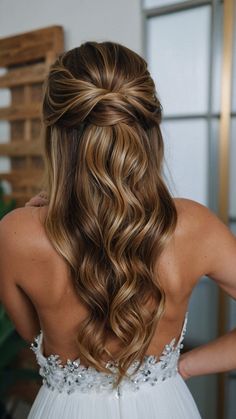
[42,41,177,387]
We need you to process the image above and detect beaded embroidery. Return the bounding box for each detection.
[30,312,188,396]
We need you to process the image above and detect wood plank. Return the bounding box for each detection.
[0,170,43,186]
[0,140,43,156]
[0,63,48,88]
[0,105,41,121]
[11,86,25,105]
[0,26,64,67]
[3,193,42,206]
[0,25,64,209]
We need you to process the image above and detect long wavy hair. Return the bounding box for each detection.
[41,41,177,387]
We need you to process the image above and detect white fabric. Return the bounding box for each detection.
[28,312,202,418]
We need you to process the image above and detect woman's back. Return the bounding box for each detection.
[0,197,207,418]
[11,198,202,365]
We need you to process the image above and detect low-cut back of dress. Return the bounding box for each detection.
[28,311,201,418]
[28,312,201,419]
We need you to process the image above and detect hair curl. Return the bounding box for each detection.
[41,41,177,387]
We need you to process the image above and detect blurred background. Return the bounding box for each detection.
[0,0,235,418]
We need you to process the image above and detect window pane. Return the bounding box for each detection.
[229,295,236,330]
[162,119,209,205]
[229,118,236,217]
[230,222,236,235]
[188,278,218,344]
[227,377,236,419]
[231,1,236,112]
[147,6,211,115]
[144,0,189,8]
[212,2,223,114]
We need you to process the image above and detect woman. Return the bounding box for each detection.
[0,41,236,419]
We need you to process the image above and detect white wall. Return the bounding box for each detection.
[0,0,142,53]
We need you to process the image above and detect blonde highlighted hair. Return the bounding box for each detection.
[42,41,177,386]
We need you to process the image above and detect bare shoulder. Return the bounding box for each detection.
[0,207,34,246]
[173,197,233,237]
[173,197,236,286]
[171,198,209,247]
[0,205,54,299]
[0,205,45,228]
[173,197,227,239]
[0,205,49,255]
[174,197,215,223]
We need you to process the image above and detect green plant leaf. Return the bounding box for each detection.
[0,306,15,346]
[0,331,27,369]
[0,367,40,400]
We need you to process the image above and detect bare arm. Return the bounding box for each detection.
[179,329,236,379]
[0,208,41,341]
[178,200,236,379]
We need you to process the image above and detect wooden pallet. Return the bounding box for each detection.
[0,26,64,207]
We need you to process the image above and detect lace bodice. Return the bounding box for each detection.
[30,312,188,397]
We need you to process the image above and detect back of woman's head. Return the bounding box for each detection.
[42,41,177,386]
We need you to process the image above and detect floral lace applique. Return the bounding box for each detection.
[30,312,188,397]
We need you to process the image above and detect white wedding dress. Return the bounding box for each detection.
[28,312,201,418]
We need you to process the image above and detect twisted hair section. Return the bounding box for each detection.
[42,41,177,387]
